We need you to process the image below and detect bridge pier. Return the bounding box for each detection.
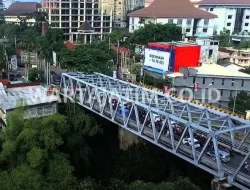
[211,178,233,190]
[118,127,141,150]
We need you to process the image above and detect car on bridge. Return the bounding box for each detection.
[206,149,230,163]
[182,137,200,148]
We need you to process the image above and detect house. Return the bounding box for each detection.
[1,2,41,25]
[0,81,58,127]
[128,0,217,38]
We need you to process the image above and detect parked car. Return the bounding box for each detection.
[182,137,200,148]
[206,149,230,163]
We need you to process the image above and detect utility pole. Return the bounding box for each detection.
[116,40,120,79]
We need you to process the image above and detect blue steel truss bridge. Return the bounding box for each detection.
[60,72,250,190]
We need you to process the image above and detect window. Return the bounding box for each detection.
[210,8,214,11]
[186,28,190,32]
[204,19,209,25]
[177,19,182,25]
[245,23,249,26]
[222,79,224,85]
[203,77,205,84]
[227,23,231,26]
[37,108,43,115]
[203,28,208,32]
[228,15,232,19]
[168,19,173,24]
[231,79,234,86]
[241,80,244,87]
[132,17,134,24]
[246,16,250,19]
[221,90,223,96]
[186,19,192,25]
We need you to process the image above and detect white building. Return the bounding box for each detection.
[196,37,219,63]
[2,2,40,25]
[40,0,113,42]
[175,63,250,109]
[128,0,217,38]
[199,0,250,35]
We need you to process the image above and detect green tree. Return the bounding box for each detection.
[228,91,250,114]
[112,143,168,182]
[63,103,102,177]
[216,28,231,47]
[60,44,113,74]
[240,66,250,75]
[36,27,64,62]
[129,23,182,45]
[0,44,7,71]
[0,111,76,189]
[239,40,250,49]
[107,30,126,44]
[28,68,40,81]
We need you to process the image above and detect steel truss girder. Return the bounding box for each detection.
[59,72,250,189]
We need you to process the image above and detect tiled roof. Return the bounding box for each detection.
[128,0,217,19]
[200,0,250,4]
[78,21,95,32]
[2,2,41,16]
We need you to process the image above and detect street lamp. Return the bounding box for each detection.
[232,81,237,114]
[205,83,213,88]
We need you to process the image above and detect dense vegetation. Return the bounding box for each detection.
[0,104,206,190]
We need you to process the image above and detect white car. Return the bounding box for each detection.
[182,138,200,148]
[171,121,176,128]
[153,114,161,122]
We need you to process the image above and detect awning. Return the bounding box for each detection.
[143,66,168,75]
[166,72,184,78]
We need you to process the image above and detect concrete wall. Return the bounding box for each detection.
[118,127,141,150]
[174,75,250,109]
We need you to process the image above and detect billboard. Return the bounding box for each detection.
[144,48,170,71]
[11,55,17,71]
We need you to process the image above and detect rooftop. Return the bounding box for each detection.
[199,0,250,5]
[1,2,41,16]
[0,83,58,111]
[128,0,217,19]
[193,63,250,78]
[78,21,95,32]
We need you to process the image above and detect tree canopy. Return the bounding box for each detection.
[60,43,113,74]
[216,28,231,47]
[0,105,202,190]
[228,91,250,114]
[240,66,250,75]
[130,23,182,45]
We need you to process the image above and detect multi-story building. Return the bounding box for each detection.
[0,0,5,11]
[2,2,41,25]
[101,0,126,27]
[128,0,217,38]
[128,0,144,10]
[101,0,144,28]
[40,0,112,42]
[174,63,250,109]
[199,0,250,35]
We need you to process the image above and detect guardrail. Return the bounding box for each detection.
[131,81,246,119]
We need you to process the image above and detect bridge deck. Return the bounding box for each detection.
[60,72,250,189]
